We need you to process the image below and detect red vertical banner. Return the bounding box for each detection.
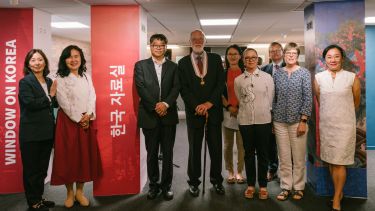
[0,8,33,193]
[91,6,141,195]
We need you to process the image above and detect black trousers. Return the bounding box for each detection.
[142,124,176,191]
[186,122,223,187]
[268,133,279,174]
[239,124,271,187]
[20,140,53,206]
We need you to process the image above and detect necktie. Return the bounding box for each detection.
[197,56,203,75]
[275,64,280,70]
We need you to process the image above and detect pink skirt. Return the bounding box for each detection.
[51,110,102,185]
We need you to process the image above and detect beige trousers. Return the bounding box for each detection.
[223,127,244,174]
[274,121,307,191]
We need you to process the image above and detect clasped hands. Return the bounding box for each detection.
[79,113,91,130]
[195,102,213,116]
[155,102,168,117]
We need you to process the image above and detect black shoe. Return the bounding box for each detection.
[163,189,174,200]
[214,184,225,195]
[29,202,49,211]
[41,199,55,208]
[147,188,161,200]
[189,185,200,197]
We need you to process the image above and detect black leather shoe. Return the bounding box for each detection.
[41,199,55,208]
[147,188,161,200]
[189,185,200,197]
[163,189,174,200]
[214,184,225,195]
[29,202,49,211]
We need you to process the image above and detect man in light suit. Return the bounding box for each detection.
[135,34,180,200]
[178,29,225,197]
[261,42,285,182]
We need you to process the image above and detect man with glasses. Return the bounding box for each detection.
[261,42,285,182]
[134,33,180,200]
[178,29,225,197]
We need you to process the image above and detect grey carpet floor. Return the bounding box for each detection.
[1,120,373,211]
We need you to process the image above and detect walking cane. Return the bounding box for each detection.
[202,113,208,195]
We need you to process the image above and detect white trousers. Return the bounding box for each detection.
[274,121,308,191]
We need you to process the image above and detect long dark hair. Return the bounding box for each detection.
[225,44,244,70]
[57,45,87,77]
[23,49,50,76]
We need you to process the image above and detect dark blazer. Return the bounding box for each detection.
[261,62,286,76]
[135,57,180,129]
[18,73,57,143]
[178,52,224,127]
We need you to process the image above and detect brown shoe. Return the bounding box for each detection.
[259,188,269,200]
[244,187,255,199]
[64,193,75,208]
[75,194,89,207]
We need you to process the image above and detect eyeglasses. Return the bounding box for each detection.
[285,51,298,56]
[151,45,166,49]
[244,56,258,61]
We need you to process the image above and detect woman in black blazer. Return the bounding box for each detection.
[18,49,57,211]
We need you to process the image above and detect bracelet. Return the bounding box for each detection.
[300,119,307,123]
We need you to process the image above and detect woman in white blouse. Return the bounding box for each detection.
[50,45,101,208]
[234,48,274,200]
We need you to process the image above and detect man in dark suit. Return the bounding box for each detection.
[178,29,225,196]
[261,42,285,182]
[134,34,180,200]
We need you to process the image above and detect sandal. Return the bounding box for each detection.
[292,190,304,200]
[259,188,269,200]
[227,176,236,184]
[236,175,245,184]
[276,189,290,201]
[244,187,256,199]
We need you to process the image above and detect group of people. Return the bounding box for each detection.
[136,29,360,211]
[18,29,360,211]
[19,46,101,211]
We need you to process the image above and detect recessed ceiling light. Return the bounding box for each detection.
[51,22,89,29]
[365,17,375,24]
[206,35,231,39]
[200,19,238,26]
[247,44,270,48]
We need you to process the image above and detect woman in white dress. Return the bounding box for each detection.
[314,45,361,211]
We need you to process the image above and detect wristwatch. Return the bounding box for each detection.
[225,104,232,111]
[300,119,307,123]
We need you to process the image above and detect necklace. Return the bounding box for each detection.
[191,52,207,86]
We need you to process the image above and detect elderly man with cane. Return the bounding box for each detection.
[178,29,225,197]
